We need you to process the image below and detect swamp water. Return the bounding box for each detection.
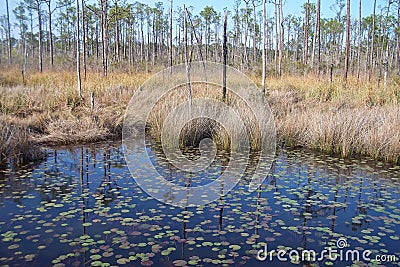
[0,141,399,267]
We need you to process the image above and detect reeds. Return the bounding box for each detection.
[268,80,400,163]
[1,67,399,164]
[0,116,43,165]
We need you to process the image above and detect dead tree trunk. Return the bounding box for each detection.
[46,0,54,69]
[303,0,310,66]
[169,0,173,71]
[278,0,283,76]
[37,0,43,72]
[184,6,192,110]
[82,0,87,79]
[223,11,227,102]
[76,0,82,98]
[262,0,266,94]
[357,0,361,80]
[344,0,350,82]
[252,0,257,62]
[101,0,108,76]
[369,0,376,81]
[6,0,12,64]
[316,0,321,75]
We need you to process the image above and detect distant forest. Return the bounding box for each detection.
[0,0,399,82]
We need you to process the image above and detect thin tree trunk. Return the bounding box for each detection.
[30,12,34,58]
[303,0,309,66]
[262,0,266,94]
[82,0,86,79]
[96,22,99,60]
[252,0,257,62]
[23,36,27,85]
[6,0,12,64]
[357,0,361,80]
[184,6,192,110]
[114,0,120,62]
[311,3,317,69]
[47,1,54,69]
[369,0,376,81]
[344,0,350,82]
[316,0,321,75]
[101,0,108,76]
[223,11,227,102]
[37,0,43,72]
[76,0,82,98]
[169,0,173,70]
[244,0,250,66]
[278,0,283,76]
[274,0,279,74]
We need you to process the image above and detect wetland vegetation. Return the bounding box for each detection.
[1,0,400,265]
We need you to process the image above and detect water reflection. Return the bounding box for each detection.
[0,142,399,266]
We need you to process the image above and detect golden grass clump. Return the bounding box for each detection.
[0,116,43,164]
[268,86,400,163]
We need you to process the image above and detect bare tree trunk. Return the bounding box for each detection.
[96,22,99,60]
[311,4,317,69]
[384,49,389,87]
[274,0,279,75]
[343,0,350,82]
[114,0,120,62]
[311,0,320,73]
[278,0,283,76]
[223,11,227,101]
[37,0,43,72]
[303,0,310,66]
[23,36,27,85]
[140,18,144,62]
[169,0,173,70]
[30,12,34,58]
[101,0,108,76]
[357,0,361,80]
[243,0,250,67]
[6,0,12,64]
[262,0,266,94]
[76,0,82,98]
[369,0,376,81]
[82,0,87,79]
[252,0,257,62]
[316,0,321,75]
[184,6,192,110]
[46,1,54,69]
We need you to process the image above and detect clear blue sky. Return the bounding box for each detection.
[1,0,390,36]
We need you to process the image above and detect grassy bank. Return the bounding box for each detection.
[0,68,399,164]
[259,75,400,163]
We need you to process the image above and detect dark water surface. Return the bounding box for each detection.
[0,142,399,267]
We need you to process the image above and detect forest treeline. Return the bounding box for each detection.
[0,0,399,83]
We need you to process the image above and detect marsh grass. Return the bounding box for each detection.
[1,67,399,164]
[267,75,400,163]
[0,116,43,164]
[146,82,265,151]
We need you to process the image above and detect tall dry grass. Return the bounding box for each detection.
[1,67,399,164]
[146,82,268,151]
[267,75,400,163]
[0,116,43,164]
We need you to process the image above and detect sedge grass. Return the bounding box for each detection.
[0,67,399,164]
